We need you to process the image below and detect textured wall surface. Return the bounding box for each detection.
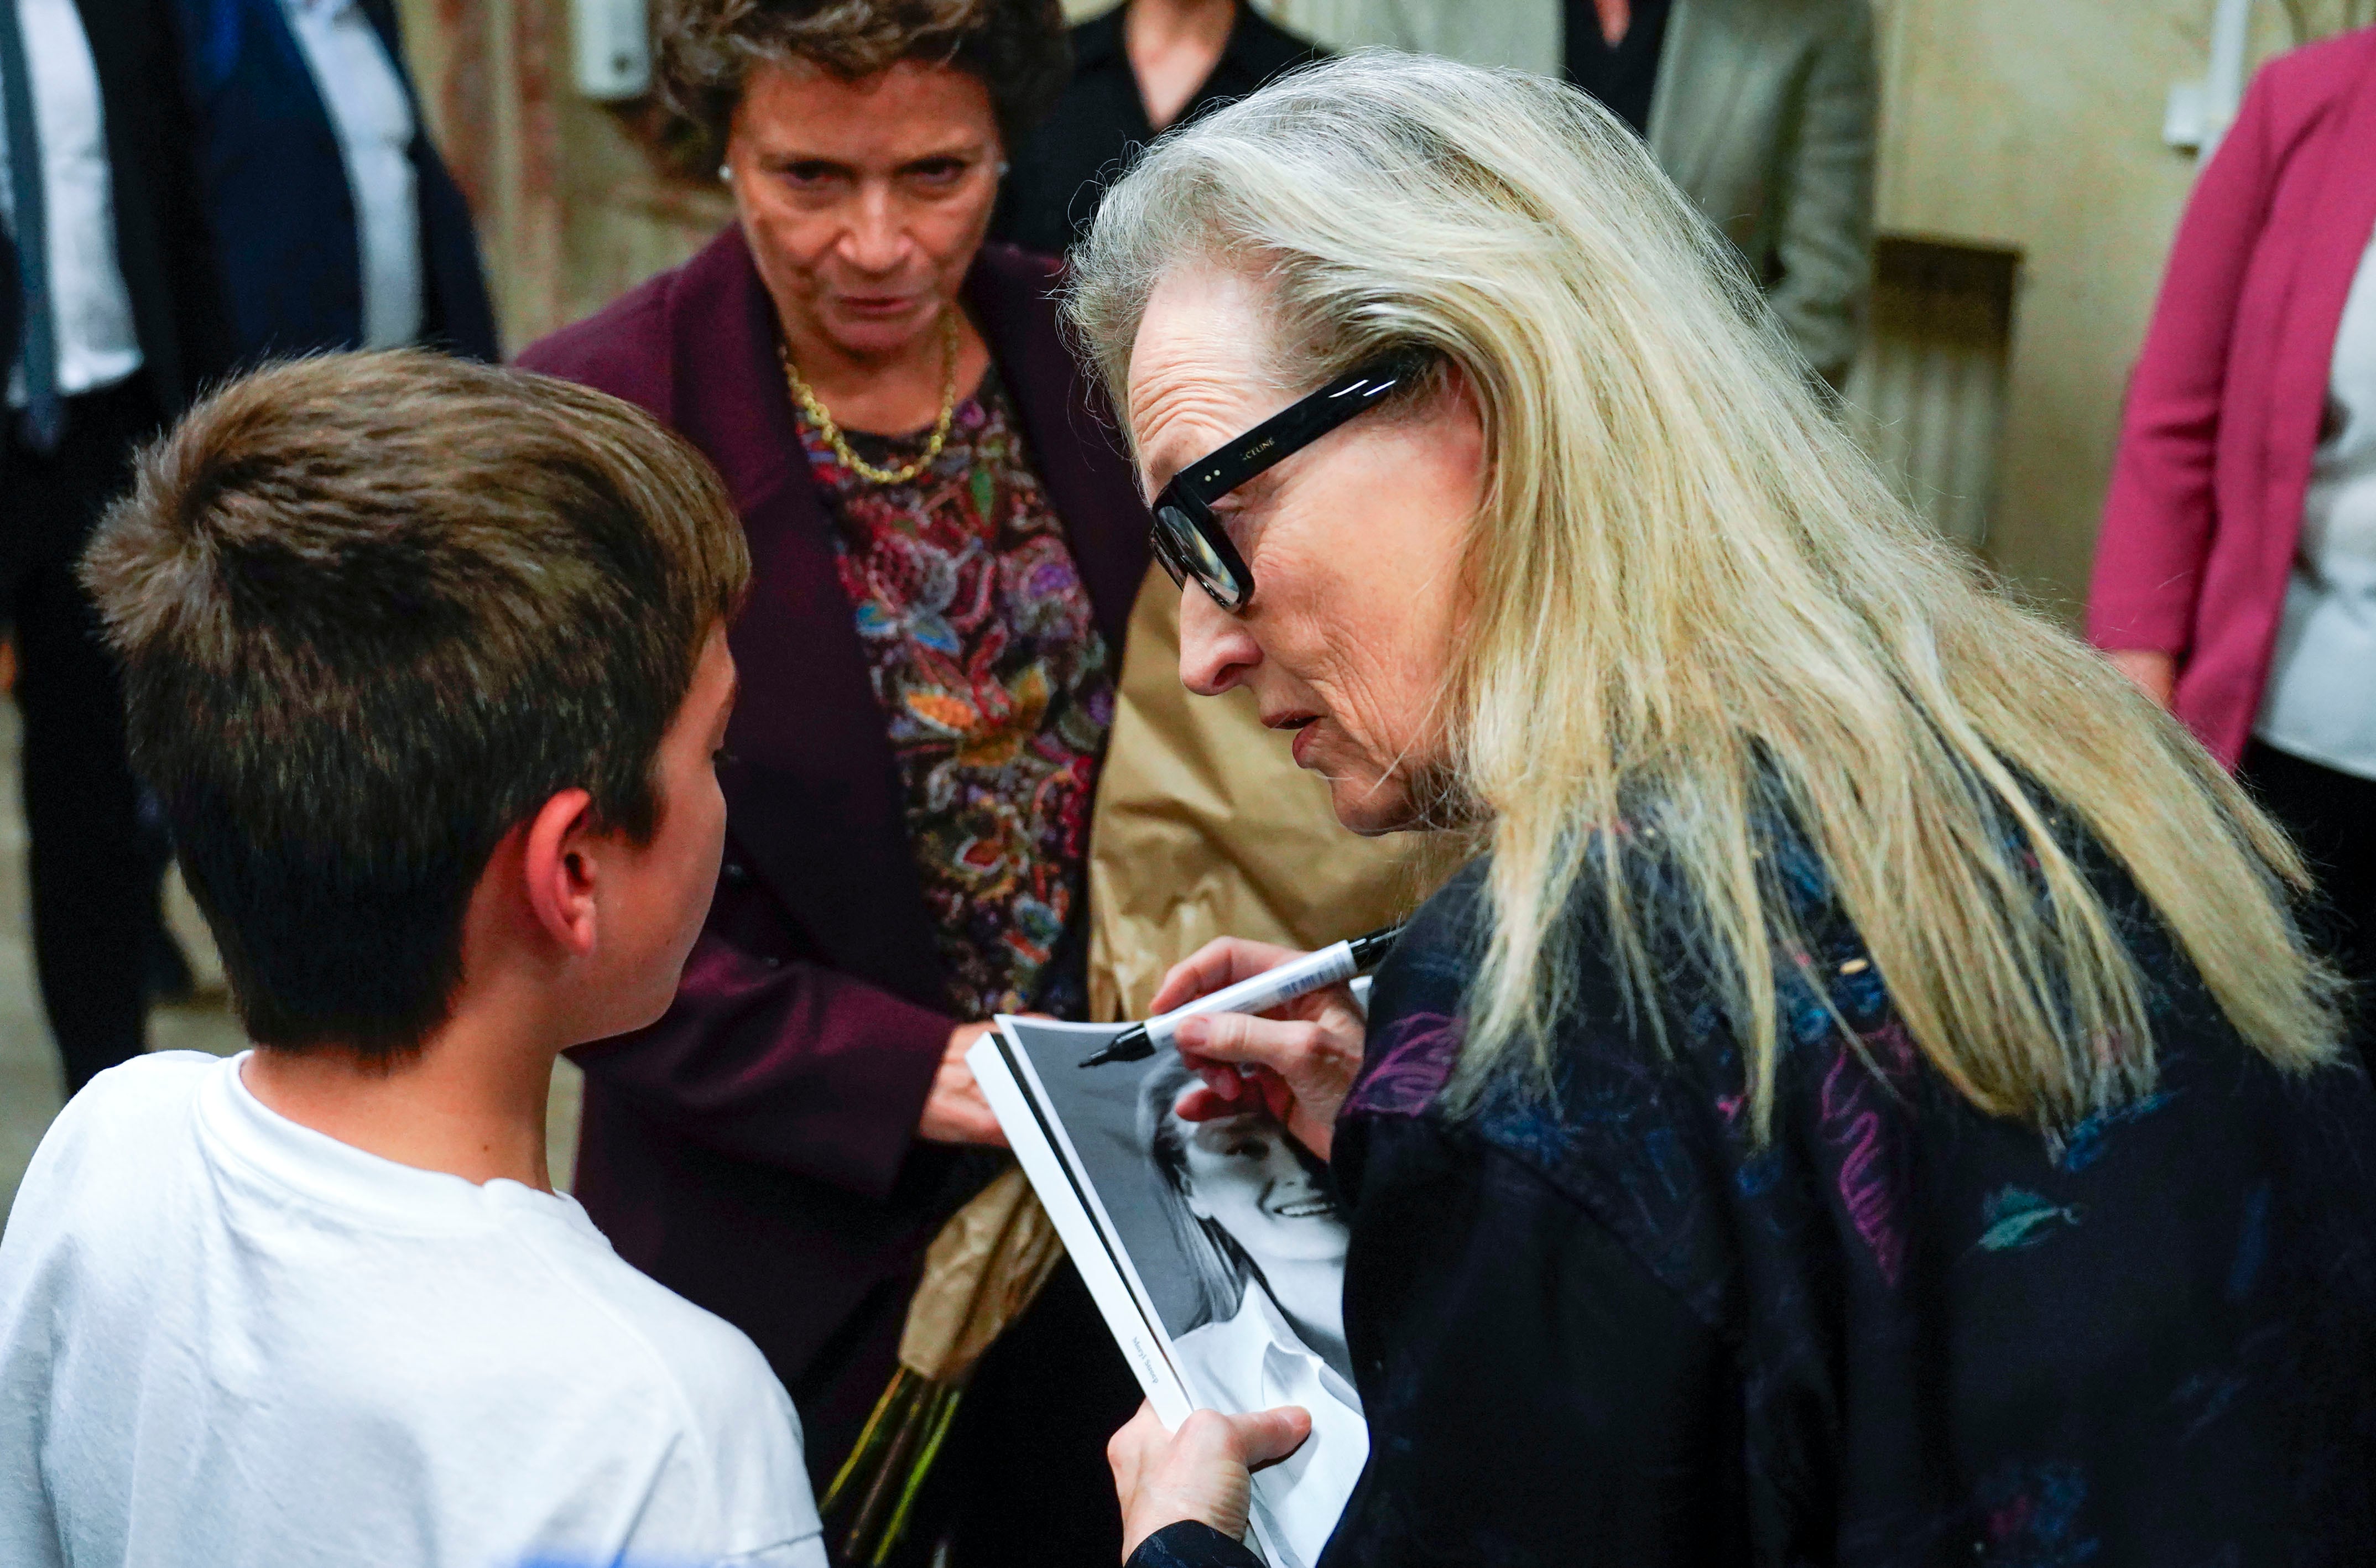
[1869,0,2216,618]
[1843,238,2019,553]
[398,0,729,354]
[1865,1,2365,617]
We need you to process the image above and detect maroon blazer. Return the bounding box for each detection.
[518,228,1151,1480]
[2089,29,2376,766]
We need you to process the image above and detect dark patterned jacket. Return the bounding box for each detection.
[1137,821,2376,1567]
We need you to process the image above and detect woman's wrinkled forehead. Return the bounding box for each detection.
[1127,266,1297,495]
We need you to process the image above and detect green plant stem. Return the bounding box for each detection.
[821,1369,916,1518]
[872,1383,969,1567]
[843,1386,932,1555]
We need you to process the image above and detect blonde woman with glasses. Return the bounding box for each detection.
[1064,53,2376,1568]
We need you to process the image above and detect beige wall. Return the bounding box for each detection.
[396,0,729,352]
[398,0,2339,614]
[1868,0,2268,618]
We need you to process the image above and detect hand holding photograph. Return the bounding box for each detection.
[969,1017,1368,1568]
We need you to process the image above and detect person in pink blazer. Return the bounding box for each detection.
[2091,26,2376,1058]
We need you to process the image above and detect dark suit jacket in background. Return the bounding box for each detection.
[168,0,497,363]
[518,228,1151,1482]
[1,0,232,496]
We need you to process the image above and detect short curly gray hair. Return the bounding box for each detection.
[656,0,1071,154]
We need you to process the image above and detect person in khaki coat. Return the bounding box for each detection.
[1086,569,1451,1018]
[1281,0,1876,384]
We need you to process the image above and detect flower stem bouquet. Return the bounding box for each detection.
[819,1167,1062,1566]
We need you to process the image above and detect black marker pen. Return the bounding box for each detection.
[1078,923,1405,1068]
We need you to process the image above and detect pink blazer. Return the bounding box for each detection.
[2090,28,2376,767]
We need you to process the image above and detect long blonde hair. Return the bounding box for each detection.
[1064,53,2338,1132]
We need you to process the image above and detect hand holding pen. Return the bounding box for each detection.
[1079,923,1405,1066]
[1087,929,1398,1161]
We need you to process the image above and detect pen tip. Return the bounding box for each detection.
[1080,1024,1148,1067]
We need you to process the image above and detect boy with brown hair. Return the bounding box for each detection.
[0,352,826,1568]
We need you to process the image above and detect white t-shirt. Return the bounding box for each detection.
[2256,224,2376,779]
[0,1051,827,1568]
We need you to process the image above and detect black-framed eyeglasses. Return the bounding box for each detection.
[1149,349,1432,613]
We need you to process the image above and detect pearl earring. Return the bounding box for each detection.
[718,163,732,183]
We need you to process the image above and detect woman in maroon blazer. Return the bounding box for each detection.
[2091,27,2376,1059]
[517,2,1150,1560]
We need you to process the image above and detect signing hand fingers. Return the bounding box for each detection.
[1174,1009,1334,1076]
[1149,938,1314,1015]
[1171,1081,1253,1122]
[1174,1010,1361,1158]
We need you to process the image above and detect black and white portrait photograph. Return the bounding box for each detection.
[999,1019,1370,1568]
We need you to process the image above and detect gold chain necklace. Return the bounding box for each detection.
[778,310,961,487]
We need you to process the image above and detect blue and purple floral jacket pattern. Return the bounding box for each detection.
[1135,816,2376,1568]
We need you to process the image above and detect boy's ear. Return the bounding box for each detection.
[520,789,600,956]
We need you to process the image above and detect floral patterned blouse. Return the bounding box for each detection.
[795,367,1116,1021]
